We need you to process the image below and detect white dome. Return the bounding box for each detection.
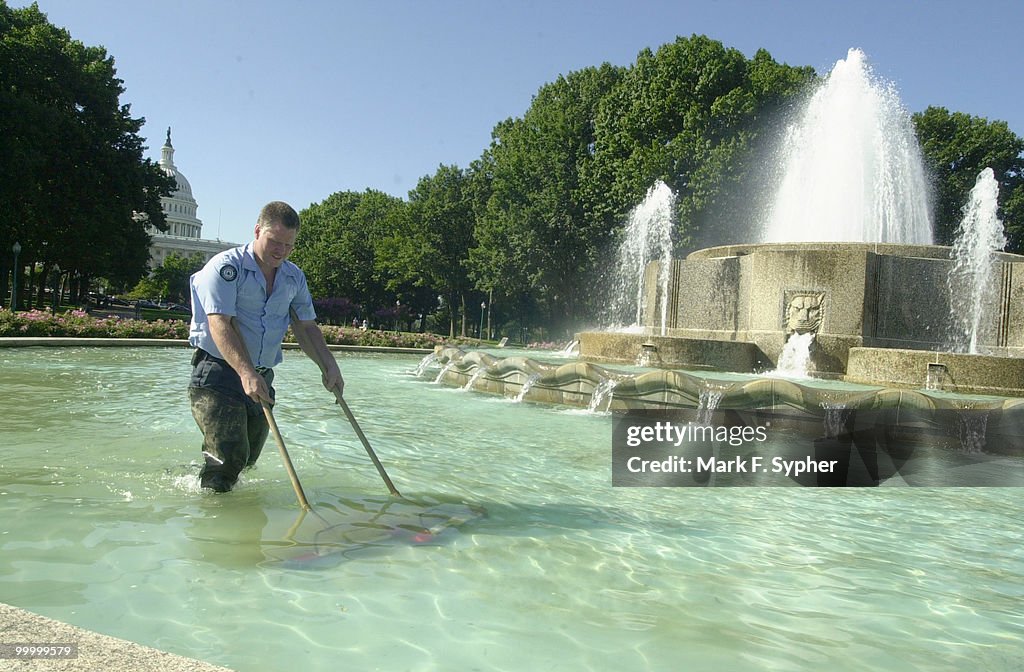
[163,166,193,198]
[157,128,203,239]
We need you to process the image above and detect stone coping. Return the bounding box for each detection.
[0,602,233,672]
[0,337,431,355]
[686,241,1024,262]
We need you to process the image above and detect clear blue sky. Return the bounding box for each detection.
[14,0,1024,246]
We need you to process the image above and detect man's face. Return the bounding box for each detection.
[253,222,297,269]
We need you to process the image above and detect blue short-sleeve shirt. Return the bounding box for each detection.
[189,243,317,368]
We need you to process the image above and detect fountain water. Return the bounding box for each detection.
[577,47,1024,396]
[606,180,676,334]
[772,333,816,378]
[696,388,724,425]
[413,352,438,377]
[558,339,580,356]
[587,378,618,414]
[513,373,541,403]
[433,360,455,384]
[6,347,1023,671]
[947,167,1006,353]
[461,367,487,391]
[763,48,932,244]
[821,402,852,439]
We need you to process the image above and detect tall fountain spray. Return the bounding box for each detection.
[607,180,676,334]
[948,168,1006,353]
[763,48,933,244]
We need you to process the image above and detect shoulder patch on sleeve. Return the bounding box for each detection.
[218,265,238,282]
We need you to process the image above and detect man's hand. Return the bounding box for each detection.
[241,368,273,404]
[322,364,345,403]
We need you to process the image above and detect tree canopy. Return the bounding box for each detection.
[127,251,206,303]
[0,1,174,306]
[472,64,624,335]
[913,106,1024,250]
[289,189,407,321]
[377,164,478,337]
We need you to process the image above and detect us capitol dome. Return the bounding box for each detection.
[146,128,237,267]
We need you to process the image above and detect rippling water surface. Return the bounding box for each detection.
[1,347,1022,671]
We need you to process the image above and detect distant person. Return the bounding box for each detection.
[187,201,344,492]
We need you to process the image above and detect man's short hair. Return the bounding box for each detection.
[257,201,301,231]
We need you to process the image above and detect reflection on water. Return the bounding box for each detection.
[1,347,1022,671]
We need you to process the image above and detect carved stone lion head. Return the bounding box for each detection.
[784,291,825,335]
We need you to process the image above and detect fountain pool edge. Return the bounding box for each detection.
[0,602,233,672]
[0,337,432,356]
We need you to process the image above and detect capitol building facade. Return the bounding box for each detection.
[147,129,237,267]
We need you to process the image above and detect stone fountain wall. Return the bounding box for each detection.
[580,242,1024,394]
[429,346,1024,455]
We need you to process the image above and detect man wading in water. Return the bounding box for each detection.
[187,201,344,492]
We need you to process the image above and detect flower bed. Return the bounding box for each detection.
[0,309,188,339]
[315,324,464,349]
[0,308,476,349]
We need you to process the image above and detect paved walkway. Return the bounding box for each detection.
[0,602,233,672]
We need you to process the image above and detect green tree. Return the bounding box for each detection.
[127,252,206,302]
[582,36,814,252]
[292,189,406,317]
[0,1,173,306]
[378,164,477,337]
[471,64,623,337]
[913,106,1024,250]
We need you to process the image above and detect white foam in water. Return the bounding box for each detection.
[770,332,815,378]
[171,473,202,494]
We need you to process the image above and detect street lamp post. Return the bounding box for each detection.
[50,264,60,314]
[487,289,492,340]
[10,241,21,312]
[479,302,487,340]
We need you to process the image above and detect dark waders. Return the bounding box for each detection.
[189,349,275,491]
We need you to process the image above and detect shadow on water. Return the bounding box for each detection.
[256,491,707,571]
